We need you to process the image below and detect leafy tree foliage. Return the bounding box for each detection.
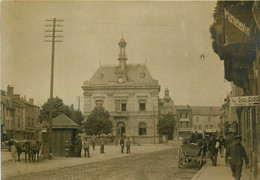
[157,113,176,136]
[39,97,84,125]
[84,107,113,135]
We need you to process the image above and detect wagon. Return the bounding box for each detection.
[178,143,204,169]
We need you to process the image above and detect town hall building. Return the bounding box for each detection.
[82,37,161,143]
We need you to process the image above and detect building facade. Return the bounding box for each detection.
[1,86,41,141]
[192,106,221,135]
[82,37,160,143]
[175,105,193,138]
[211,1,260,177]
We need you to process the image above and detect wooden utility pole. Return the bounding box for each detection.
[45,18,63,158]
[154,106,155,145]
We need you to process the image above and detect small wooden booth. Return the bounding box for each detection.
[52,113,81,157]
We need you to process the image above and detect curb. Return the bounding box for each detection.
[190,164,206,180]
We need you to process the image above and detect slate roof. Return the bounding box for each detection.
[175,105,220,115]
[191,106,221,115]
[83,64,158,86]
[52,113,80,129]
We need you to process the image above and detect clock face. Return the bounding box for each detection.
[118,77,123,83]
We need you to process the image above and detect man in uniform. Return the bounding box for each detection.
[225,135,249,180]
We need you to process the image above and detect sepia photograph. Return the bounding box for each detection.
[1,0,259,179]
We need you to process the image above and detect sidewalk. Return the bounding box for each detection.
[1,144,174,179]
[192,154,258,180]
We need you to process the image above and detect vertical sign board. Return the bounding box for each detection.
[252,1,260,30]
[230,96,259,107]
[224,5,255,45]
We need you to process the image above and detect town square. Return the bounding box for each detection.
[1,1,260,180]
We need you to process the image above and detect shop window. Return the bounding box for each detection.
[139,122,146,135]
[139,100,146,111]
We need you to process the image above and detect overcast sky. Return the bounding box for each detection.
[1,1,231,110]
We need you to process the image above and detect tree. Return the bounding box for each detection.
[157,113,176,137]
[84,107,113,135]
[39,97,83,125]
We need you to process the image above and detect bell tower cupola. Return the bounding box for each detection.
[118,37,127,71]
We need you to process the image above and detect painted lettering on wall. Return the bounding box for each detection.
[224,8,250,36]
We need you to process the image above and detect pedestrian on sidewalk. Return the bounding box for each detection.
[120,136,125,153]
[225,135,249,180]
[83,138,90,158]
[76,135,82,157]
[99,136,105,154]
[126,137,131,154]
[91,134,96,151]
[219,136,225,158]
[208,134,218,166]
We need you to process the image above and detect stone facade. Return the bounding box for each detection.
[82,38,160,143]
[1,86,41,141]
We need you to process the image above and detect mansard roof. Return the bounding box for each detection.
[84,64,159,86]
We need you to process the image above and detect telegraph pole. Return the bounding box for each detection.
[45,18,63,158]
[154,106,155,145]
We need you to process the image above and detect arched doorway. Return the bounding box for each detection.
[117,122,125,137]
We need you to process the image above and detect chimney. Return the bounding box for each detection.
[7,85,14,97]
[29,98,34,105]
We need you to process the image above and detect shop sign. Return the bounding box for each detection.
[230,96,259,107]
[224,5,255,44]
[252,1,260,30]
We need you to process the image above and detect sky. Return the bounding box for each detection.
[1,1,231,111]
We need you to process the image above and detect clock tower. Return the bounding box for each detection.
[117,37,128,82]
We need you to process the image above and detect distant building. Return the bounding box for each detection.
[192,106,221,134]
[159,88,178,140]
[175,105,193,138]
[82,37,160,143]
[1,85,41,141]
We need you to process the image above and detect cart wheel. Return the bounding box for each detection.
[178,148,183,168]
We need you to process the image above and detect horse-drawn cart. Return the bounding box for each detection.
[178,143,205,169]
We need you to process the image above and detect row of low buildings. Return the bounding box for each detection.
[210,1,260,177]
[82,37,222,143]
[1,85,41,142]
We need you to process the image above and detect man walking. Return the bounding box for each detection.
[91,134,96,151]
[225,135,249,180]
[120,137,125,153]
[208,134,218,166]
[83,138,90,158]
[126,137,131,154]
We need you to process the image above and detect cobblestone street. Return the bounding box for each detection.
[3,145,198,180]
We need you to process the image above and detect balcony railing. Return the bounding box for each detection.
[180,118,190,122]
[179,127,193,131]
[111,111,128,117]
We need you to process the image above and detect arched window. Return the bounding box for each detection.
[139,122,146,135]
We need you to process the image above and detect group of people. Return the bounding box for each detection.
[189,132,249,180]
[65,134,132,158]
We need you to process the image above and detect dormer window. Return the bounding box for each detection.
[99,73,104,79]
[140,72,145,78]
